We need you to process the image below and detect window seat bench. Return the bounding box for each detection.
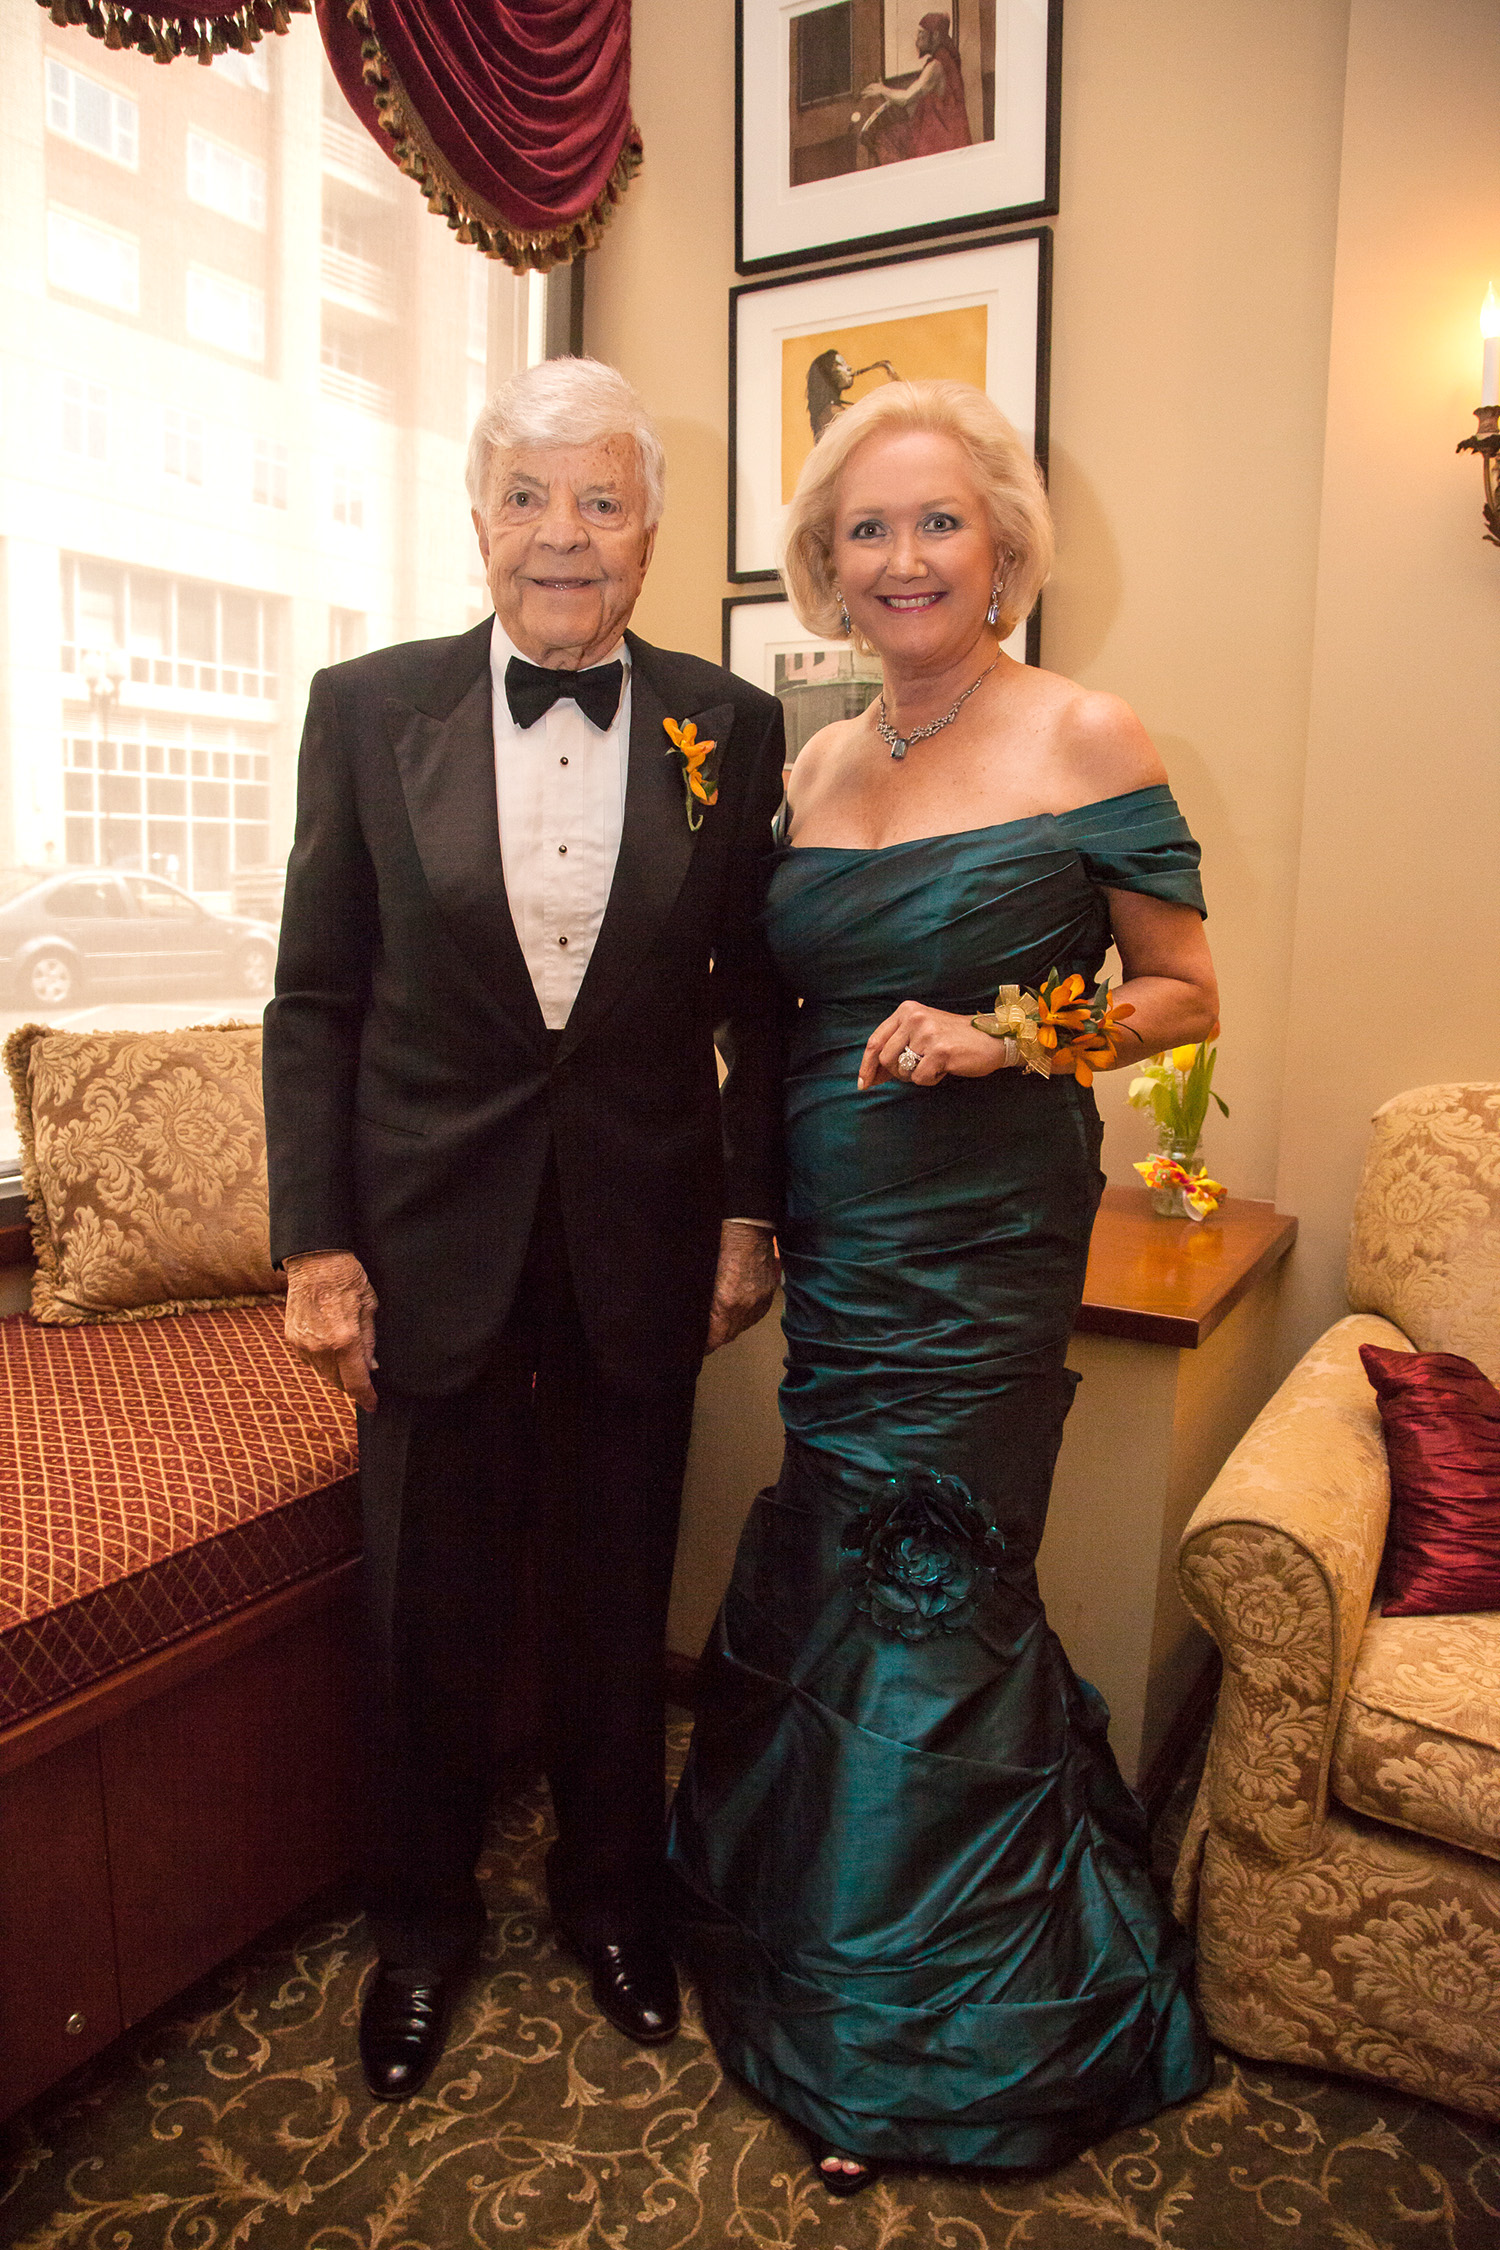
[0,1301,361,2120]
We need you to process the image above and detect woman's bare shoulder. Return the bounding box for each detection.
[1020,671,1167,803]
[785,713,865,807]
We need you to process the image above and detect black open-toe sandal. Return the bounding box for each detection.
[813,2144,877,2198]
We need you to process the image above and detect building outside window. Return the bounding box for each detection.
[252,436,288,509]
[186,266,266,359]
[0,0,544,1182]
[331,464,365,530]
[329,606,365,664]
[61,375,108,463]
[186,132,267,229]
[163,407,206,487]
[47,207,138,311]
[45,59,138,165]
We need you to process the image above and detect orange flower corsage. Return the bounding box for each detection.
[973,969,1135,1089]
[663,716,722,831]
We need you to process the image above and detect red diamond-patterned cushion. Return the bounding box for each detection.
[0,1302,359,1728]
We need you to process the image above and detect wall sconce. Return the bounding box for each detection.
[1456,284,1500,547]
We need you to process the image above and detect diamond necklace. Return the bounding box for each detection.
[875,651,1002,760]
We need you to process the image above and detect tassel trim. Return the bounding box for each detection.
[345,0,643,274]
[38,0,309,66]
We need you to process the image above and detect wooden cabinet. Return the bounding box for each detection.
[0,1732,123,2116]
[0,1565,358,2120]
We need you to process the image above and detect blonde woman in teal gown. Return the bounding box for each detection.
[667,381,1219,2191]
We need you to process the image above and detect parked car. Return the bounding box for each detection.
[0,869,278,1008]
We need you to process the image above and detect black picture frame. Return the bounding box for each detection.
[728,224,1052,594]
[736,0,1062,277]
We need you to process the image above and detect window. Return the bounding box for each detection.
[211,46,270,93]
[796,4,854,105]
[60,556,280,703]
[331,465,364,529]
[125,874,200,920]
[467,260,489,427]
[187,133,267,229]
[47,208,139,312]
[252,437,288,509]
[64,730,273,888]
[3,8,527,1182]
[46,879,119,918]
[329,607,366,663]
[62,375,109,463]
[45,59,139,166]
[163,407,206,487]
[186,267,265,359]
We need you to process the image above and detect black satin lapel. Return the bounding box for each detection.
[385,673,547,1043]
[560,661,721,1054]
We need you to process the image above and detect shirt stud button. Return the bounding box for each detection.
[558,843,567,854]
[558,934,569,946]
[559,755,569,766]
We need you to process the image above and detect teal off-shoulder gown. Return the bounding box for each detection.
[667,786,1215,2170]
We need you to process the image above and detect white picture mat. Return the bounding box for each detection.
[727,598,1026,698]
[733,232,1041,578]
[742,0,1050,268]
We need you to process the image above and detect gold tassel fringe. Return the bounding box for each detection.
[344,0,642,273]
[38,0,309,66]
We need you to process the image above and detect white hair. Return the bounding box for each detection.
[465,357,667,526]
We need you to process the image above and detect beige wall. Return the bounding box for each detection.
[1274,0,1500,1357]
[590,1,1500,1662]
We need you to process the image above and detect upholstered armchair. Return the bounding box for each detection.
[1173,1083,1500,2122]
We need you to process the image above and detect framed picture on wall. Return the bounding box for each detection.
[725,588,1034,775]
[737,0,1061,275]
[728,226,1050,584]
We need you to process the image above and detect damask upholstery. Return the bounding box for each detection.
[1176,1082,1500,2123]
[5,1021,284,1324]
[0,1301,358,1728]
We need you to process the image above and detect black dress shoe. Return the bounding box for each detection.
[564,1930,680,2045]
[358,1965,457,2100]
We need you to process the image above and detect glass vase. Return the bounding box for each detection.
[1152,1129,1205,1219]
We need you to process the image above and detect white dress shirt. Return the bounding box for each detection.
[487,617,772,1238]
[489,615,631,1031]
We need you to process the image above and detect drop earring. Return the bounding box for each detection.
[985,584,1001,629]
[836,589,851,635]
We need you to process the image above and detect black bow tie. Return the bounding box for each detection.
[504,654,624,733]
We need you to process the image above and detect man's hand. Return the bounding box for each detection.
[283,1250,379,1412]
[704,1221,779,1355]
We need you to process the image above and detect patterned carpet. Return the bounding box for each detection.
[4,1723,1500,2250]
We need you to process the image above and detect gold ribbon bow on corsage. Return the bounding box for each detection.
[972,969,1135,1089]
[663,716,722,831]
[1133,1153,1227,1221]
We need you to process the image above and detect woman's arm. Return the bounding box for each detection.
[1100,890,1218,1066]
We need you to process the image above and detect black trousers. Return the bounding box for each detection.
[355,1161,700,1978]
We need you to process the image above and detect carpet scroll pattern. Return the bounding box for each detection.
[4,1729,1500,2249]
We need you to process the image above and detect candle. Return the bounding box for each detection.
[1481,284,1500,409]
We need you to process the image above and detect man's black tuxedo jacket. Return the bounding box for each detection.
[262,619,787,1397]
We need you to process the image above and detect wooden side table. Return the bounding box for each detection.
[1039,1189,1297,1792]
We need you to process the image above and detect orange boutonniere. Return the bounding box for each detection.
[663,716,722,831]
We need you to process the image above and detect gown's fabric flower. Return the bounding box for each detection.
[837,1471,1006,1640]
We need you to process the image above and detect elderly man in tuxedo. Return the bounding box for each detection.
[263,357,785,2101]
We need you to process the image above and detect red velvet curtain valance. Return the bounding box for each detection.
[37,0,309,68]
[41,0,641,273]
[318,0,641,272]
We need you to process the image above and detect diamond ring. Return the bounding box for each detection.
[896,1045,922,1078]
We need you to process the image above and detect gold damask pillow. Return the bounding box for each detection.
[4,1021,285,1325]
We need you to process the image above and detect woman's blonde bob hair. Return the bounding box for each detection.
[780,379,1052,644]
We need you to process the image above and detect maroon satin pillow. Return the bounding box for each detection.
[1360,1345,1500,1615]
